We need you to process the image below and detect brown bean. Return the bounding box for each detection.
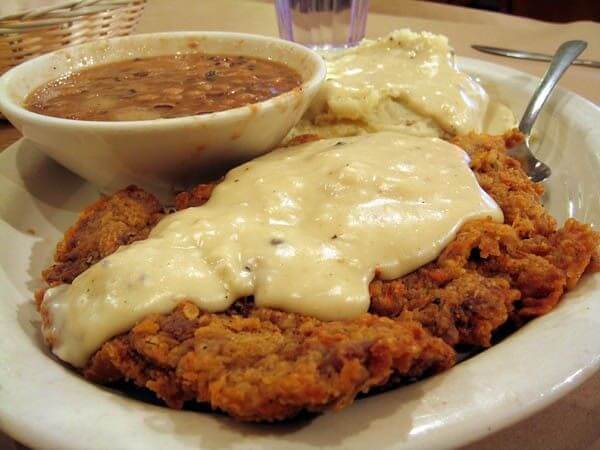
[137,93,159,101]
[163,87,184,96]
[24,52,301,121]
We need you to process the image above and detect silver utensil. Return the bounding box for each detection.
[472,44,600,68]
[507,40,587,182]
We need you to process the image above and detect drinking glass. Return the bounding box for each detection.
[275,0,369,50]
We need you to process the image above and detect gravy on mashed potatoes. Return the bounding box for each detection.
[289,29,515,140]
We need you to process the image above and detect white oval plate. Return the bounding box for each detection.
[0,57,598,450]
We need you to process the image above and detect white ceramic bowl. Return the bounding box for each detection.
[0,32,326,198]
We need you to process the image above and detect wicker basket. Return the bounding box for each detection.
[0,0,146,76]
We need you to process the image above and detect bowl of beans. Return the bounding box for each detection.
[0,31,326,197]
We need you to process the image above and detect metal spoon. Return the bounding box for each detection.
[508,40,587,182]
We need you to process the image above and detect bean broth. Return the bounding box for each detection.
[25,53,302,121]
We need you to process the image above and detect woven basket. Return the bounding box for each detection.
[0,0,146,76]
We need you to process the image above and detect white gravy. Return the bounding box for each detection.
[42,132,503,367]
[308,29,497,136]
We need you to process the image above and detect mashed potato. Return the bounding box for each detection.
[289,29,515,140]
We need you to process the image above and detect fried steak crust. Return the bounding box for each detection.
[42,186,163,286]
[40,131,599,421]
[368,132,598,345]
[84,303,454,421]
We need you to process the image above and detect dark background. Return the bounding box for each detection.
[425,0,600,22]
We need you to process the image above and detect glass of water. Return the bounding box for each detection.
[275,0,369,50]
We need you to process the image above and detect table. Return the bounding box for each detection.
[1,1,598,449]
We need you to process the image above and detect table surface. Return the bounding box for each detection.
[1,1,598,449]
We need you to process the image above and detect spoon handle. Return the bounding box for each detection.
[519,40,587,135]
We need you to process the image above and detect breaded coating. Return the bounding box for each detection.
[369,131,598,343]
[39,131,599,421]
[84,302,454,421]
[174,183,215,210]
[453,132,556,237]
[370,267,520,347]
[42,186,163,285]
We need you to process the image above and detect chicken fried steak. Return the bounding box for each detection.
[40,131,599,421]
[84,303,454,421]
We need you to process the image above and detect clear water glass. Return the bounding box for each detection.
[275,0,369,50]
